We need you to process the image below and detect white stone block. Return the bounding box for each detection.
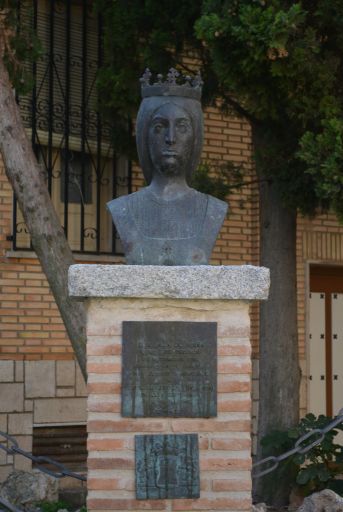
[0,465,12,483]
[25,361,56,398]
[13,436,32,471]
[0,384,24,412]
[56,388,75,397]
[0,414,7,432]
[25,400,33,412]
[8,413,32,435]
[0,361,14,382]
[76,364,87,397]
[0,448,7,465]
[15,361,24,382]
[56,360,75,388]
[34,398,87,423]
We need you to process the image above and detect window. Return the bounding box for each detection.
[13,0,131,254]
[60,150,92,205]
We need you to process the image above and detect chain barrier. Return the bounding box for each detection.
[252,407,343,479]
[0,431,86,481]
[0,431,86,512]
[0,496,22,512]
[0,410,343,510]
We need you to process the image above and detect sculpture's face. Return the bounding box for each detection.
[148,102,194,178]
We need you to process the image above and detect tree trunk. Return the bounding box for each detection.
[0,56,87,379]
[253,128,300,506]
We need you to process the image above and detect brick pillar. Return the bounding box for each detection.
[69,265,269,512]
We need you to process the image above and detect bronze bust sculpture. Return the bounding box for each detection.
[107,69,228,265]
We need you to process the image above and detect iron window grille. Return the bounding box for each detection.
[13,0,131,255]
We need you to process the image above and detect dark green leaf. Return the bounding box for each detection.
[297,470,311,485]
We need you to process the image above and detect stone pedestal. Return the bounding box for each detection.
[69,265,269,512]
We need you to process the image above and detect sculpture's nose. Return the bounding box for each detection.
[165,123,176,145]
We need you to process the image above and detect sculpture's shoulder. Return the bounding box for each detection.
[106,192,144,248]
[203,193,228,221]
[207,194,228,213]
[106,191,144,219]
[198,192,228,240]
[106,194,129,218]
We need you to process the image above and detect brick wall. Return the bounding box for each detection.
[86,297,253,512]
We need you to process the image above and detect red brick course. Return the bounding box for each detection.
[86,297,252,511]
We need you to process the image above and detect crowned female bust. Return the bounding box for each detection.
[107,69,228,265]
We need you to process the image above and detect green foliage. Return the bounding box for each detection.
[195,2,307,120]
[37,501,87,512]
[0,0,42,93]
[94,0,205,155]
[94,0,343,220]
[261,413,343,496]
[195,0,343,216]
[195,1,340,124]
[299,118,343,220]
[38,501,70,512]
[191,161,243,200]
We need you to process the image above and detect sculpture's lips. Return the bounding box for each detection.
[162,151,178,156]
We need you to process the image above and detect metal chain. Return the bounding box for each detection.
[0,431,87,481]
[252,408,343,478]
[0,495,22,512]
[1,411,342,509]
[0,431,87,512]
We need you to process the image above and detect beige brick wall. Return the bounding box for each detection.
[0,157,73,360]
[87,297,252,512]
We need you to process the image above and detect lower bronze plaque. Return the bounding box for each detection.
[135,434,200,500]
[122,321,217,417]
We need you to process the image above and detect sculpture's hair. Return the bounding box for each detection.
[136,96,203,184]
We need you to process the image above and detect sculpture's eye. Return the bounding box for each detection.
[153,123,164,134]
[177,121,190,134]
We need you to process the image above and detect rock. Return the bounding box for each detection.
[252,504,267,512]
[297,489,343,512]
[0,470,58,510]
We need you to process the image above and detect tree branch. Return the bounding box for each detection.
[0,39,87,379]
[221,93,258,125]
[227,176,272,191]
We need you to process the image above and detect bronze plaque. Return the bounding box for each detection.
[122,321,217,417]
[135,434,200,499]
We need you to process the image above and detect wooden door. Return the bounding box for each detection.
[309,265,343,417]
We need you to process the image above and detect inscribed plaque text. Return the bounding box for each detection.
[121,321,217,417]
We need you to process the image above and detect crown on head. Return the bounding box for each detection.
[140,68,203,101]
